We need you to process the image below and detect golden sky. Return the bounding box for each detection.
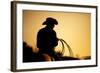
[23,10,91,58]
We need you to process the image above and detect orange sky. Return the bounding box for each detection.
[23,10,91,58]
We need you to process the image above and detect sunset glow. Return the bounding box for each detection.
[23,10,91,59]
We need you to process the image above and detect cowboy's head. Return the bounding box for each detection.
[42,17,58,29]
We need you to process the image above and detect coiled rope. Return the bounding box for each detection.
[59,39,74,57]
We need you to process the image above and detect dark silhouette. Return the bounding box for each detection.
[23,41,52,62]
[23,17,80,62]
[23,41,80,62]
[23,41,35,62]
[37,17,60,61]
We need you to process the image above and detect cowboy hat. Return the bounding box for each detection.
[42,17,58,25]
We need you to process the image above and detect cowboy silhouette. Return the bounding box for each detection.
[37,17,60,61]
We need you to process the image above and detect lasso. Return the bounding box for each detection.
[59,39,74,57]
